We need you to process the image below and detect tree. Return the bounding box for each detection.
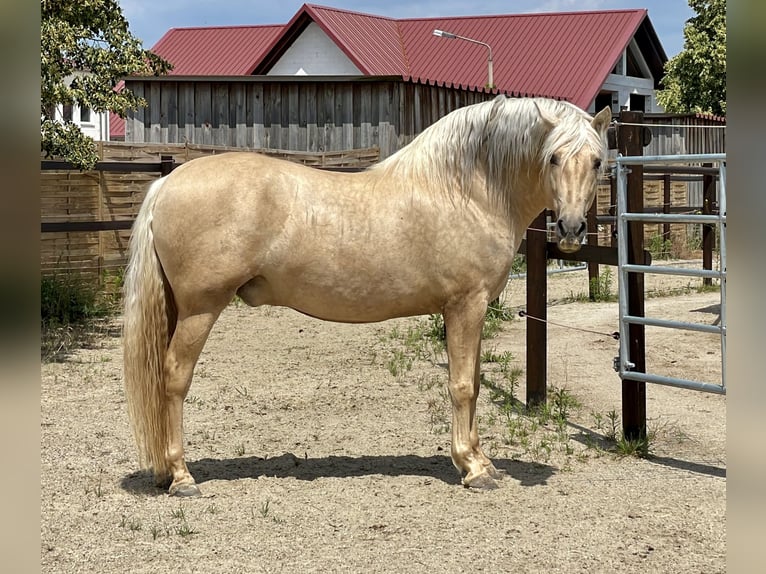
[656,0,726,116]
[41,0,171,169]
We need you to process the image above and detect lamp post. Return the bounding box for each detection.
[432,29,494,90]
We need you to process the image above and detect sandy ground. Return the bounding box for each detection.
[41,263,725,573]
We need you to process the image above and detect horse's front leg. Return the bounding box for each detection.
[443,299,501,489]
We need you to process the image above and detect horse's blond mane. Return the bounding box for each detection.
[373,96,606,213]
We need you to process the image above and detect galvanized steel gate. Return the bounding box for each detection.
[614,153,727,395]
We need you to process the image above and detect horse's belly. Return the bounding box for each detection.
[240,264,442,322]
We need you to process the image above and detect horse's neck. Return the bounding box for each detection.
[485,169,550,234]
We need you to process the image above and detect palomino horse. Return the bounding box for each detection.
[123,96,611,496]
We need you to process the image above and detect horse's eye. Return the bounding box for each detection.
[594,159,602,170]
[550,154,559,166]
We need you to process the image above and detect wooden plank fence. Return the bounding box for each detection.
[41,144,379,281]
[123,77,497,158]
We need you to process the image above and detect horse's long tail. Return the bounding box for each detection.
[122,176,174,478]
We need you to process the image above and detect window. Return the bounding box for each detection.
[62,103,73,122]
[595,92,616,113]
[629,94,646,112]
[80,107,91,123]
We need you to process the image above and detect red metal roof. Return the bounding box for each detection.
[281,5,652,107]
[112,4,665,137]
[152,25,283,75]
[399,10,649,106]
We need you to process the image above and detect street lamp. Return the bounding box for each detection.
[433,29,494,90]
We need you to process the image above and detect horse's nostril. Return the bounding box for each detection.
[577,222,586,236]
[557,219,566,236]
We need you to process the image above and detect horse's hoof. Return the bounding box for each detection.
[463,472,499,490]
[169,482,202,497]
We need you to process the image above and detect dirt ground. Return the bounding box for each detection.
[41,263,725,573]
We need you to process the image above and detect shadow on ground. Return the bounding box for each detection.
[120,453,556,495]
[568,422,725,479]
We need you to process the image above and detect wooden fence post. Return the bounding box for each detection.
[160,155,175,177]
[618,110,647,442]
[587,200,599,300]
[526,210,548,407]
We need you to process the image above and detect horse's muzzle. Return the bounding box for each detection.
[556,218,586,253]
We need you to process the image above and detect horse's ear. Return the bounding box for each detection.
[591,106,612,137]
[534,100,559,129]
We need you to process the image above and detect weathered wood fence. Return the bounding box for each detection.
[123,77,498,158]
[40,144,379,280]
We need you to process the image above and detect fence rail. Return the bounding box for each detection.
[615,153,727,395]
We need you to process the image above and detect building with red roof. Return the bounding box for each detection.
[113,3,668,155]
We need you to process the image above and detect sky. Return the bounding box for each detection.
[120,0,694,59]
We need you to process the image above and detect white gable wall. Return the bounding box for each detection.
[51,73,110,141]
[588,39,663,114]
[268,22,362,75]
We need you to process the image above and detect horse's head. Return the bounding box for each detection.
[537,103,612,253]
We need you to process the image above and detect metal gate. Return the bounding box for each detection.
[614,153,726,394]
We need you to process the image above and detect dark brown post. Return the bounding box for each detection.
[618,110,646,442]
[160,155,175,177]
[702,164,715,286]
[587,199,599,300]
[526,211,548,407]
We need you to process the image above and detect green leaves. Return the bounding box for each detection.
[657,0,726,116]
[40,0,171,169]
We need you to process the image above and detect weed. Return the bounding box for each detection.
[511,254,527,274]
[170,505,197,539]
[697,281,720,294]
[260,499,271,518]
[604,410,620,442]
[40,272,117,361]
[614,434,652,458]
[422,314,446,344]
[483,299,514,339]
[685,224,703,253]
[588,267,616,302]
[94,468,105,498]
[185,395,205,407]
[41,272,111,326]
[481,348,514,364]
[647,233,673,260]
[416,373,443,392]
[119,515,142,532]
[176,522,197,538]
[234,442,246,456]
[201,428,217,442]
[425,387,451,434]
[386,348,413,378]
[549,386,581,423]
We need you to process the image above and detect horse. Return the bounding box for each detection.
[123,95,611,496]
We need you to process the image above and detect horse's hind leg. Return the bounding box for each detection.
[163,309,222,496]
[443,299,500,490]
